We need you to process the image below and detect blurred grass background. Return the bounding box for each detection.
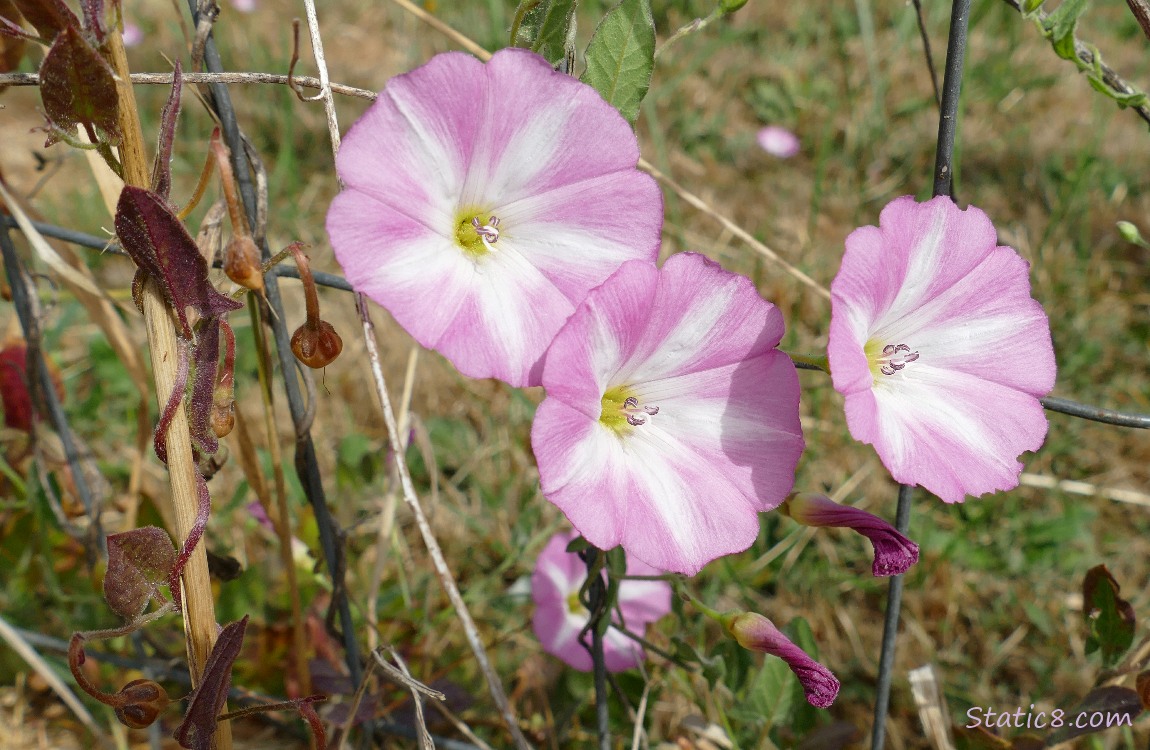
[0,0,1148,747]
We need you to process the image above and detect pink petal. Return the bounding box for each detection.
[328,49,661,387]
[533,254,804,575]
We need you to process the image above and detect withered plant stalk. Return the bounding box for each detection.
[103,28,233,750]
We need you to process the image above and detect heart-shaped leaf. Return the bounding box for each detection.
[104,527,177,620]
[114,186,243,339]
[580,0,654,123]
[39,25,120,146]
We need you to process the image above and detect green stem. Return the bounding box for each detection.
[786,351,830,374]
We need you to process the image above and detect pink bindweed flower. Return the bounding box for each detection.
[780,492,919,576]
[531,530,671,672]
[722,612,840,708]
[756,125,800,159]
[531,252,804,576]
[121,22,143,47]
[229,0,257,12]
[326,48,662,387]
[827,196,1055,504]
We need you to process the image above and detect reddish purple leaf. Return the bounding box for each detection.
[151,61,182,202]
[39,25,121,146]
[114,186,243,339]
[104,526,176,620]
[188,317,220,456]
[10,0,79,41]
[174,616,249,750]
[1083,564,1136,667]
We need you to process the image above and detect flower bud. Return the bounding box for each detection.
[113,678,169,729]
[224,235,264,292]
[722,612,839,708]
[291,320,343,368]
[781,493,919,577]
[1117,221,1146,246]
[720,0,748,12]
[211,385,235,438]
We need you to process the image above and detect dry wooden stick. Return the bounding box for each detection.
[102,28,233,750]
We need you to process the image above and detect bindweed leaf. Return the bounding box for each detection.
[580,0,654,123]
[104,526,177,620]
[151,61,183,202]
[533,0,579,66]
[114,186,243,339]
[188,317,221,455]
[1043,685,1141,744]
[39,25,120,146]
[174,616,249,750]
[738,650,794,730]
[1083,564,1135,667]
[1042,0,1087,60]
[10,0,78,41]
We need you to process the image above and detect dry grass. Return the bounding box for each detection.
[0,0,1148,748]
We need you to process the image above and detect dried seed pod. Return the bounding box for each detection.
[291,320,343,369]
[113,679,169,729]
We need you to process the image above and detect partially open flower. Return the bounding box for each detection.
[531,530,671,672]
[828,196,1055,503]
[327,48,662,386]
[780,492,918,576]
[723,612,839,708]
[532,253,804,575]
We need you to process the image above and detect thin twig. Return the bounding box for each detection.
[0,71,377,100]
[911,0,942,108]
[8,214,1148,429]
[998,0,1150,127]
[355,296,533,750]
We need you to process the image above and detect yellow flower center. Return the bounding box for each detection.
[600,386,661,432]
[453,206,502,258]
[566,591,586,615]
[866,340,920,380]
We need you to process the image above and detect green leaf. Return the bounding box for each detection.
[580,0,655,123]
[743,653,794,730]
[533,0,579,65]
[1082,564,1135,667]
[1043,0,1087,61]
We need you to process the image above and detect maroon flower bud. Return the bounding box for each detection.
[780,493,919,577]
[722,612,840,708]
